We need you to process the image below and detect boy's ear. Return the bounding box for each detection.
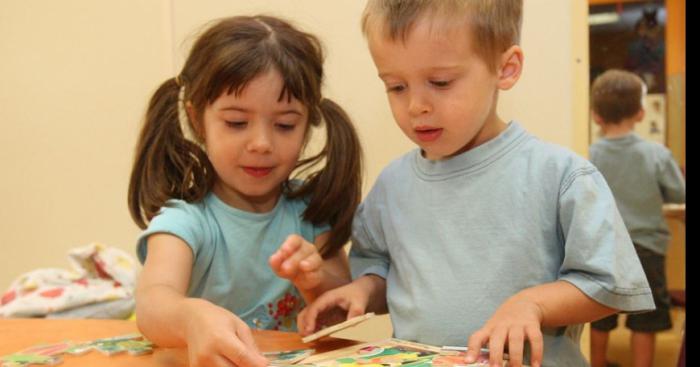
[591,111,605,127]
[633,108,645,123]
[497,45,523,90]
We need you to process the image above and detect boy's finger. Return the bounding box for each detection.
[487,327,507,366]
[525,325,544,367]
[300,292,344,335]
[465,330,487,363]
[507,328,524,367]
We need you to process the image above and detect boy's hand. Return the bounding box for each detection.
[269,234,323,291]
[465,297,544,367]
[296,279,372,336]
[182,298,268,367]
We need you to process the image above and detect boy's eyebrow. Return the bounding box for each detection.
[378,65,465,79]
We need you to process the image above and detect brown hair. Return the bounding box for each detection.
[128,15,363,257]
[361,0,523,72]
[591,69,645,124]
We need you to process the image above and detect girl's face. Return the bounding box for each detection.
[201,69,309,212]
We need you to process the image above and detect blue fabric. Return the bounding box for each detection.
[590,133,685,255]
[137,191,329,331]
[350,122,654,366]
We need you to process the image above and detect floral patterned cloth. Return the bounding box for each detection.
[0,243,137,318]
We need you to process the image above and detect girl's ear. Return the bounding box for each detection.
[497,45,524,91]
[185,101,204,139]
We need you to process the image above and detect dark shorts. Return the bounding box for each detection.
[590,244,672,333]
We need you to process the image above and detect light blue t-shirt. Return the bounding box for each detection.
[589,133,685,255]
[350,122,654,367]
[137,191,329,331]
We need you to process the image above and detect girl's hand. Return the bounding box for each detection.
[269,234,323,291]
[182,298,268,367]
[465,297,544,367]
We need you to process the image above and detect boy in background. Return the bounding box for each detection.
[589,69,685,367]
[300,2,655,367]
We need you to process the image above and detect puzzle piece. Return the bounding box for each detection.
[92,334,153,356]
[264,348,315,365]
[1,354,61,367]
[302,313,375,343]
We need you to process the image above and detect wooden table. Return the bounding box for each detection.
[0,319,358,366]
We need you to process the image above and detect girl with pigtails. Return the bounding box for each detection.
[128,15,362,367]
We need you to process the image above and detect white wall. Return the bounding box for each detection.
[0,0,588,300]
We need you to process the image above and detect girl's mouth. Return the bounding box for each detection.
[243,166,273,177]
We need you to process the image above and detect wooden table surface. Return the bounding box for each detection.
[0,318,358,366]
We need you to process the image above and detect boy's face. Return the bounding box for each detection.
[368,18,506,160]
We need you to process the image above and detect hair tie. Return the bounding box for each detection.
[176,84,205,149]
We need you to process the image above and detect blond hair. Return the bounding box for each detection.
[361,0,522,72]
[591,69,646,124]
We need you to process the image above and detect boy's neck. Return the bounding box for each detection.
[600,119,636,139]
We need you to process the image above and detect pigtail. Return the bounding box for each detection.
[127,78,214,229]
[291,98,363,258]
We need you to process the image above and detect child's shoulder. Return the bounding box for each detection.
[519,133,594,171]
[375,149,419,182]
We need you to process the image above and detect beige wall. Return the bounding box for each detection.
[0,0,589,301]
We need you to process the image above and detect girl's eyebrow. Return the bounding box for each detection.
[219,106,303,115]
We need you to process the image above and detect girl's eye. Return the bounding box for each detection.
[276,123,296,131]
[225,121,247,128]
[430,80,452,88]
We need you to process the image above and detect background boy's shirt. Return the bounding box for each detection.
[590,133,685,255]
[137,191,329,331]
[350,122,654,366]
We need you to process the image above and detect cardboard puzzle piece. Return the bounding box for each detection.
[0,333,153,367]
[298,339,520,367]
[302,312,375,343]
[264,348,315,365]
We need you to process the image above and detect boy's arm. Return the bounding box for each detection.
[512,280,616,327]
[466,280,616,366]
[658,151,685,204]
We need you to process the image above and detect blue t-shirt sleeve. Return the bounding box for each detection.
[136,200,208,264]
[657,148,685,204]
[349,196,391,280]
[557,167,655,312]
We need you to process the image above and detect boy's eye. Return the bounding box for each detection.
[225,121,247,128]
[386,84,405,93]
[430,80,452,88]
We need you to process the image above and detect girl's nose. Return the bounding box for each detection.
[246,127,273,153]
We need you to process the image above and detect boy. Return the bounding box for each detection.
[588,69,685,367]
[299,2,654,366]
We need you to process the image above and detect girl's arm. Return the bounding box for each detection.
[137,233,267,367]
[136,233,194,347]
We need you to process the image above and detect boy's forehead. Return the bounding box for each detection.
[368,15,473,55]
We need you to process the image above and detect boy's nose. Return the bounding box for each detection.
[408,91,431,116]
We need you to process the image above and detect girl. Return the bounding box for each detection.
[128,15,363,367]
